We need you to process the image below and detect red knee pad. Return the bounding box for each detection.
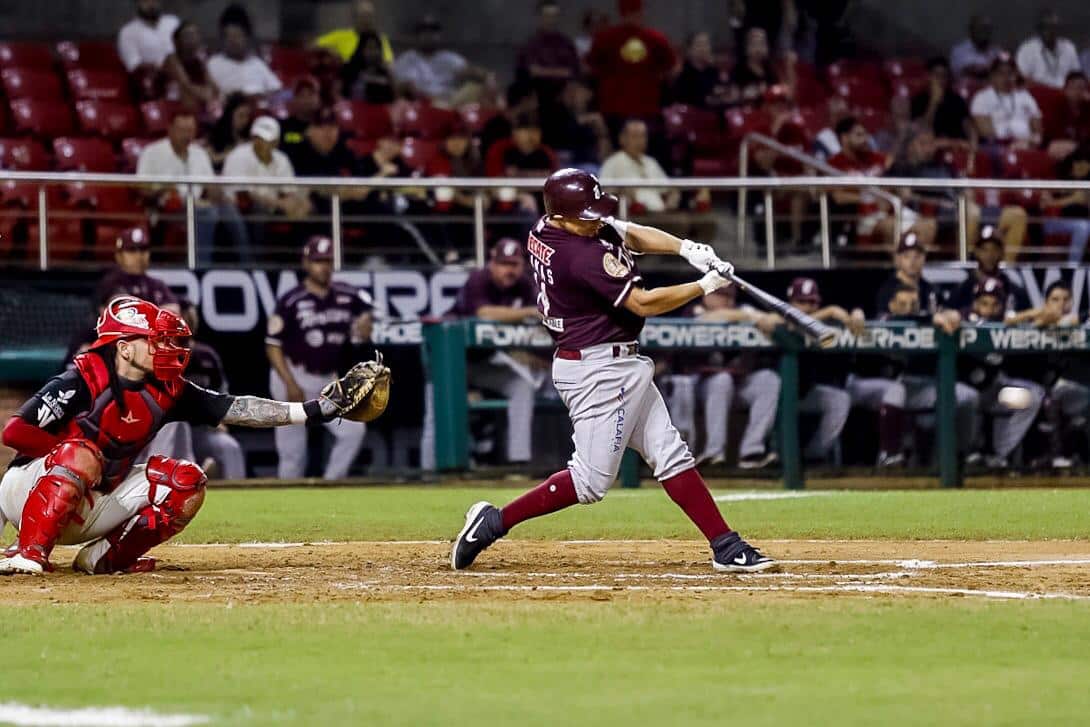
[44,439,104,487]
[17,439,104,564]
[146,455,207,529]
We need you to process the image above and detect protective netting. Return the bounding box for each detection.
[0,288,91,347]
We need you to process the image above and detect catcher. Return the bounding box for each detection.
[0,296,389,576]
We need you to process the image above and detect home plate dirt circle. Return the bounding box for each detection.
[4,541,1090,604]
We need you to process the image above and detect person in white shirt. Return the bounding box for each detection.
[392,15,491,104]
[222,116,311,222]
[136,109,250,265]
[950,14,1003,82]
[598,119,678,212]
[207,4,282,97]
[117,0,180,73]
[970,55,1042,145]
[1016,10,1081,89]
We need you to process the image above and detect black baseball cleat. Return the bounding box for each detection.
[710,531,777,573]
[450,501,507,570]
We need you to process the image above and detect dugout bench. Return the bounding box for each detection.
[423,319,1090,488]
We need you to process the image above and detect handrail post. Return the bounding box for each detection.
[892,197,903,241]
[937,330,961,487]
[331,192,343,271]
[957,194,968,262]
[473,191,486,267]
[763,189,775,269]
[37,186,48,271]
[819,192,831,268]
[185,189,196,270]
[618,194,629,220]
[737,140,749,253]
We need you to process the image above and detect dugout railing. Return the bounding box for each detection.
[423,318,1090,489]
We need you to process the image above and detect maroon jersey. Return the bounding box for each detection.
[526,217,644,349]
[10,348,232,489]
[452,268,537,317]
[266,282,373,374]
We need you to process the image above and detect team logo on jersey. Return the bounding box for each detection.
[527,234,555,265]
[305,329,326,348]
[602,252,630,278]
[120,411,142,425]
[36,389,75,427]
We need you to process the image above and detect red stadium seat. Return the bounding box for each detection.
[1003,148,1056,180]
[883,57,927,86]
[0,137,50,170]
[120,137,153,172]
[399,138,439,173]
[825,59,884,86]
[0,42,54,69]
[333,101,393,139]
[395,102,459,139]
[941,147,993,178]
[1027,83,1065,123]
[66,69,131,102]
[663,104,723,152]
[796,106,827,140]
[53,137,117,172]
[0,67,65,101]
[855,107,892,134]
[140,100,180,135]
[459,104,499,135]
[75,99,141,141]
[345,137,376,158]
[56,41,126,72]
[790,59,826,107]
[9,98,76,138]
[261,44,313,80]
[831,77,888,111]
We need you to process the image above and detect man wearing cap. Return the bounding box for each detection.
[950,226,1032,313]
[431,239,541,467]
[95,227,179,313]
[266,236,374,479]
[222,115,312,223]
[874,231,939,318]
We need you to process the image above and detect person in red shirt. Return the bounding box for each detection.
[587,0,677,131]
[828,116,936,247]
[1045,71,1090,159]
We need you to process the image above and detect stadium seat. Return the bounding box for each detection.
[399,138,439,173]
[831,77,888,111]
[664,104,723,152]
[1027,84,1065,123]
[56,41,126,72]
[140,100,180,136]
[120,137,152,172]
[790,59,826,107]
[1003,148,1056,180]
[345,137,377,158]
[333,101,393,139]
[883,57,927,88]
[0,42,54,69]
[53,137,117,172]
[0,67,65,101]
[261,44,313,81]
[0,137,50,170]
[395,102,459,139]
[459,103,499,135]
[855,107,892,134]
[9,98,76,138]
[824,59,884,86]
[75,99,141,141]
[66,69,131,102]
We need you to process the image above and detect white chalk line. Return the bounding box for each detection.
[713,491,837,502]
[0,702,208,727]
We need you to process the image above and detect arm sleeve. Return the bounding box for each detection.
[577,247,642,309]
[168,380,234,427]
[11,370,92,438]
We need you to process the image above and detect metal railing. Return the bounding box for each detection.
[2,169,1088,271]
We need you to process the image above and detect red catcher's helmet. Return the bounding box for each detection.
[91,296,192,380]
[543,168,618,221]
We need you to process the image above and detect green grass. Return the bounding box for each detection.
[3,600,1089,726]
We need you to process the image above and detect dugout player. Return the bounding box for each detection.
[266,236,374,479]
[875,232,938,316]
[451,168,775,573]
[0,296,374,575]
[95,227,180,313]
[949,225,1031,313]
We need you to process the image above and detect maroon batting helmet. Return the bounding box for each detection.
[543,168,618,220]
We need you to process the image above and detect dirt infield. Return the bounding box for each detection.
[3,540,1090,604]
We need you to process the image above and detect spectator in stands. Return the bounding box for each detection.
[872,93,914,159]
[574,9,610,60]
[813,94,852,160]
[541,79,611,171]
[587,0,676,133]
[971,55,1042,147]
[485,113,557,179]
[1016,9,1081,90]
[480,81,539,160]
[118,0,179,73]
[207,4,282,98]
[1042,144,1090,262]
[289,108,363,215]
[426,122,482,214]
[279,78,322,160]
[162,21,219,115]
[137,109,249,264]
[672,31,731,109]
[1044,71,1090,158]
[223,116,311,227]
[516,0,580,111]
[829,117,935,247]
[950,14,1003,82]
[950,226,1032,313]
[729,26,793,105]
[911,57,975,147]
[354,134,426,214]
[207,92,255,171]
[392,15,492,105]
[316,0,394,65]
[95,227,179,312]
[599,118,679,213]
[340,31,395,102]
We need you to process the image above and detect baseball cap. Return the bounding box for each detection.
[251,115,281,143]
[975,224,1003,248]
[973,275,1006,299]
[896,230,926,254]
[303,235,334,261]
[116,226,150,251]
[787,277,821,305]
[490,238,523,263]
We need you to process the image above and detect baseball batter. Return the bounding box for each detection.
[0,296,380,575]
[451,168,775,573]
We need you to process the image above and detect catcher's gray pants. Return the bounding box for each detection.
[270,363,366,480]
[698,369,780,460]
[981,375,1044,459]
[799,384,851,459]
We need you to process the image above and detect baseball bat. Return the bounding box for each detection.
[711,262,839,349]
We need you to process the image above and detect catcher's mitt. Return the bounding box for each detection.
[320,353,391,422]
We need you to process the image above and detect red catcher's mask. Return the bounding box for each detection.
[93,296,192,380]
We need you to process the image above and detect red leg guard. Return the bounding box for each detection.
[76,456,206,575]
[16,439,103,568]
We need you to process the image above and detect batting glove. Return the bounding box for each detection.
[697,270,732,295]
[680,239,719,273]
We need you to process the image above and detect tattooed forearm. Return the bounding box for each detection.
[222,396,293,427]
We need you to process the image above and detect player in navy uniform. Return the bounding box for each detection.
[0,296,373,575]
[266,235,374,479]
[95,227,180,312]
[451,168,775,573]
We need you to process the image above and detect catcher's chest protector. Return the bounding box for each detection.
[67,352,184,490]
